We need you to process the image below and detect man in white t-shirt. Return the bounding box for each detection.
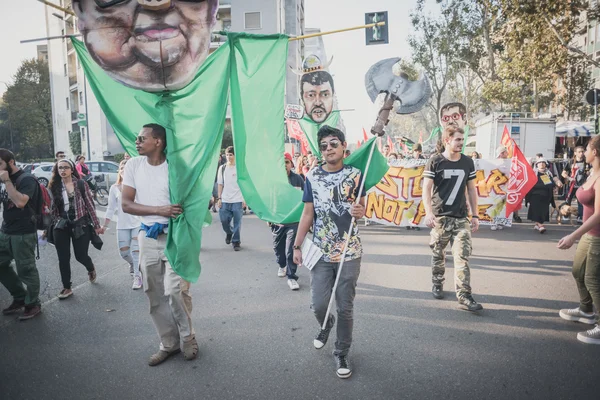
[122,123,197,367]
[217,146,245,251]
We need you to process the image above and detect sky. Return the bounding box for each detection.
[0,0,436,142]
[0,1,47,97]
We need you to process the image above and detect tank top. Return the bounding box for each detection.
[576,177,600,237]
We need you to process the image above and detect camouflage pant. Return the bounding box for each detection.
[429,216,473,297]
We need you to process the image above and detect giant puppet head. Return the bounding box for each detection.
[73,0,219,92]
[439,102,467,130]
[296,55,335,124]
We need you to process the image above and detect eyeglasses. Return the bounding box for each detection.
[441,113,464,123]
[135,135,147,143]
[58,166,71,170]
[319,140,341,152]
[89,0,206,9]
[57,154,66,159]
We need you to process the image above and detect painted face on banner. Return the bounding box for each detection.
[74,0,218,92]
[440,104,467,130]
[301,71,335,124]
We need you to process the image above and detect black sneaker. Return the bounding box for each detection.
[458,294,483,311]
[314,315,335,349]
[233,242,241,251]
[432,284,444,299]
[2,300,25,315]
[225,234,232,245]
[335,354,352,379]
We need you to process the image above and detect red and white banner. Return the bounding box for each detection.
[286,119,309,155]
[505,138,536,217]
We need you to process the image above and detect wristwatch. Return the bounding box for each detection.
[471,215,479,219]
[293,245,301,250]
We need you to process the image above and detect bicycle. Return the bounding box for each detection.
[85,174,109,207]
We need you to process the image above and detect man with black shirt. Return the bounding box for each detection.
[272,153,304,290]
[423,127,482,311]
[0,149,42,320]
[55,151,66,162]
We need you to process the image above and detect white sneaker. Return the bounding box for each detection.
[498,225,504,230]
[287,279,300,290]
[490,225,497,231]
[559,307,596,324]
[277,267,286,277]
[577,325,600,344]
[132,276,142,290]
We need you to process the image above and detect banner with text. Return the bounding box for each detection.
[366,159,512,227]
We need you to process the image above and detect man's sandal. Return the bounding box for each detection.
[182,338,199,361]
[148,349,181,367]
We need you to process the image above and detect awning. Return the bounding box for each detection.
[556,121,594,137]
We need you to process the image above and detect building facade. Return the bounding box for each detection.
[45,0,304,160]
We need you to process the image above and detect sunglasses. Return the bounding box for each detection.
[90,0,206,9]
[441,113,464,123]
[58,166,72,170]
[319,140,341,152]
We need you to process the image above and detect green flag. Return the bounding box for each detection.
[74,32,387,283]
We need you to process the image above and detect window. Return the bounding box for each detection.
[223,19,232,32]
[244,12,261,30]
[89,163,100,173]
[66,97,69,110]
[79,92,83,105]
[102,163,119,173]
[64,64,67,76]
[42,166,53,172]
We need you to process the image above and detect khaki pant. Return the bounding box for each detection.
[572,234,600,322]
[429,216,473,297]
[139,231,194,352]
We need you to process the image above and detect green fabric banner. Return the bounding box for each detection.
[73,32,388,283]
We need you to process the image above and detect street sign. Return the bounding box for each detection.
[365,12,389,45]
[585,89,600,106]
[285,104,304,120]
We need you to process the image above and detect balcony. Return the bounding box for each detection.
[71,111,79,122]
[68,73,78,87]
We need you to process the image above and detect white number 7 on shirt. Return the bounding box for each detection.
[443,169,466,206]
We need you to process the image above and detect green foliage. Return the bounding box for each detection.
[113,153,125,164]
[0,59,53,160]
[69,129,82,155]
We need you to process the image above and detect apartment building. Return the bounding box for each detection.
[45,0,304,160]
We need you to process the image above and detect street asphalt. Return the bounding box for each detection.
[0,211,598,400]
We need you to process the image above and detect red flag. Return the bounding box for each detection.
[286,119,309,155]
[506,139,537,217]
[362,128,369,143]
[500,125,514,158]
[387,135,394,150]
[356,140,362,149]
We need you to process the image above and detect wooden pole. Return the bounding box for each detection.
[289,21,385,42]
[37,0,76,16]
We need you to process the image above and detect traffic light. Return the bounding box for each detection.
[365,12,389,46]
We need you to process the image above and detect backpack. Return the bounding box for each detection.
[15,173,53,231]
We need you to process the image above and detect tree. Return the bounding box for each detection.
[69,129,82,156]
[0,59,53,161]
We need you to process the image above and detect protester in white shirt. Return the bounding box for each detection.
[121,124,197,367]
[217,146,245,251]
[100,159,142,289]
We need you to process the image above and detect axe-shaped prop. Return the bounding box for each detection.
[317,58,431,335]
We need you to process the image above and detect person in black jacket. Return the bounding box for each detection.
[272,153,304,290]
[527,159,555,234]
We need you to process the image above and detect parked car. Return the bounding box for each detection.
[32,163,55,186]
[87,161,120,187]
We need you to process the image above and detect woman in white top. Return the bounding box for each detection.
[100,160,142,290]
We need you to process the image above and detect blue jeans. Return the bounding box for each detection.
[219,202,243,244]
[271,223,299,280]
